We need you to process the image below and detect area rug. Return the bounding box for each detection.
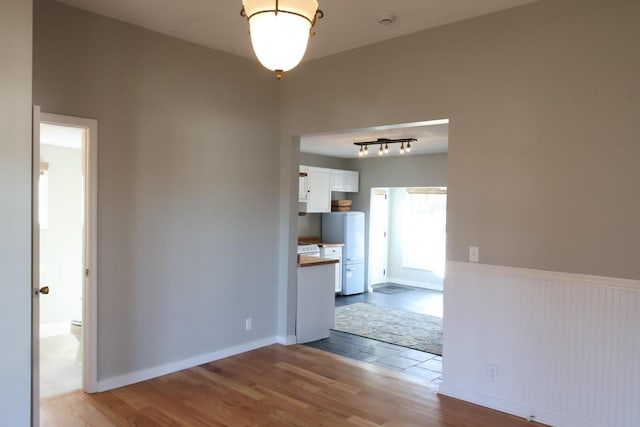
[333,302,442,355]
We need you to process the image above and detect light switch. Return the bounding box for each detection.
[469,246,479,263]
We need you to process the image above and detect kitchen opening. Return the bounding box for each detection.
[295,119,448,384]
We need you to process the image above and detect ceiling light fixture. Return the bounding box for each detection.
[354,138,418,157]
[241,0,324,80]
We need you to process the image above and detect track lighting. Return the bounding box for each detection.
[353,138,417,157]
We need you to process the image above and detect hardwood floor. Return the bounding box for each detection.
[41,344,541,426]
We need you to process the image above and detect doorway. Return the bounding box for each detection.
[368,188,389,289]
[32,111,98,410]
[369,187,446,295]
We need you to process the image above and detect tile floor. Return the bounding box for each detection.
[305,284,443,385]
[40,333,82,398]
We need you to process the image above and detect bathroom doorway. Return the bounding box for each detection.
[33,111,98,405]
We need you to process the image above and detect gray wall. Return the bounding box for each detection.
[278,2,640,332]
[34,0,281,380]
[299,152,351,170]
[0,0,33,423]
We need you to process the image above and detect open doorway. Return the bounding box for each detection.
[298,120,448,383]
[32,111,98,410]
[38,123,85,397]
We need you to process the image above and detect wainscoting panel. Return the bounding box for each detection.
[440,261,640,427]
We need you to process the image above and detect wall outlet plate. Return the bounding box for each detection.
[469,246,479,263]
[245,318,252,331]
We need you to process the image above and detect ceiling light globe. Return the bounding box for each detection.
[243,0,320,78]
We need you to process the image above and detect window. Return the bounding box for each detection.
[402,188,447,276]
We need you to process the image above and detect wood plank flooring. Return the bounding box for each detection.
[41,344,541,426]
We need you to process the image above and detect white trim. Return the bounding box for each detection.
[40,112,99,393]
[438,383,593,427]
[446,261,640,291]
[96,337,278,392]
[277,335,297,345]
[385,277,443,292]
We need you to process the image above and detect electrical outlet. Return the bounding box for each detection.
[245,318,252,331]
[487,364,498,380]
[469,246,479,263]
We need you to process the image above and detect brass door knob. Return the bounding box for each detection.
[39,286,50,295]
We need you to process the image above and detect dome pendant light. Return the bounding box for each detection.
[241,0,324,79]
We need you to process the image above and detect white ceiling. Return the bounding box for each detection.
[301,120,449,159]
[55,0,538,62]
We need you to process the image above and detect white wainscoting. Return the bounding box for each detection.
[440,261,640,427]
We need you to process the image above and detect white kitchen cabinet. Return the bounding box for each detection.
[320,245,343,293]
[297,262,336,343]
[307,167,331,213]
[330,170,346,191]
[345,170,359,192]
[299,166,309,202]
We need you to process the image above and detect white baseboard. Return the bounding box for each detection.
[96,336,278,392]
[276,335,297,345]
[439,382,590,427]
[385,277,443,292]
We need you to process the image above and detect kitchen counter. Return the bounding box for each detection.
[298,255,339,268]
[317,242,345,248]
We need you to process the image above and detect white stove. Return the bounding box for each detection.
[297,244,320,256]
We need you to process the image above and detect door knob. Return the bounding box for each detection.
[39,286,49,295]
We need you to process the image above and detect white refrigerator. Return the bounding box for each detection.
[322,211,365,295]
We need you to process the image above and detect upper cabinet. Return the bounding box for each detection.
[330,169,359,193]
[330,170,346,191]
[300,165,360,213]
[344,170,359,192]
[306,167,332,213]
[299,166,309,202]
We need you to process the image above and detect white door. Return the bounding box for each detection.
[32,106,41,426]
[369,188,389,287]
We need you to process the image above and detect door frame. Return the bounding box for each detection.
[32,110,99,415]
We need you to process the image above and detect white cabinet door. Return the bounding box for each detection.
[307,167,331,213]
[299,166,309,202]
[330,170,345,191]
[320,246,343,293]
[345,170,359,192]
